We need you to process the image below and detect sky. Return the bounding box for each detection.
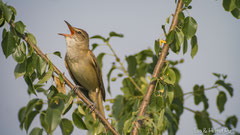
[0,0,240,135]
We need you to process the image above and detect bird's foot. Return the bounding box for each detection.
[73,85,85,93]
[73,85,80,93]
[88,103,96,113]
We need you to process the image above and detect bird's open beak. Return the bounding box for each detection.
[58,20,75,37]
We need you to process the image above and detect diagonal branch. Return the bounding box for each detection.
[10,23,120,135]
[131,0,183,134]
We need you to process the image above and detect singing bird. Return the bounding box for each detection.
[59,21,105,118]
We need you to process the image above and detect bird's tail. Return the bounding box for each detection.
[97,90,105,117]
[89,89,105,120]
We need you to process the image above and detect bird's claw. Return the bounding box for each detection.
[73,85,80,93]
[88,103,96,113]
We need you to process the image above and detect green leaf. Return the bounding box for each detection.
[2,28,7,39]
[18,107,26,130]
[45,109,61,133]
[149,95,164,112]
[165,108,178,135]
[175,29,184,45]
[111,77,117,82]
[15,21,26,34]
[212,72,221,78]
[191,35,198,58]
[26,33,37,45]
[24,75,37,95]
[1,31,16,58]
[172,67,181,84]
[49,98,65,112]
[35,99,43,111]
[166,30,175,44]
[216,91,227,113]
[72,111,87,130]
[225,115,238,129]
[91,43,99,51]
[183,37,188,54]
[29,127,43,135]
[47,85,58,99]
[62,96,73,115]
[107,64,116,95]
[109,31,124,38]
[0,17,5,27]
[37,66,53,84]
[215,80,233,97]
[164,68,176,85]
[40,111,48,132]
[24,111,39,132]
[20,42,26,54]
[126,55,137,76]
[60,118,74,135]
[183,17,197,39]
[194,111,213,134]
[170,40,180,54]
[90,35,106,42]
[14,61,26,79]
[178,12,185,25]
[53,51,62,58]
[12,45,25,63]
[36,56,47,75]
[96,52,105,69]
[112,95,124,120]
[231,8,240,19]
[78,105,86,116]
[193,85,209,110]
[223,0,236,11]
[236,0,240,8]
[154,40,160,56]
[7,5,17,15]
[123,117,134,134]
[25,99,40,116]
[183,0,192,7]
[1,3,12,22]
[26,54,38,75]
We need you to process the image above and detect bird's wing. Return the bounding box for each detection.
[88,50,106,101]
[65,56,89,97]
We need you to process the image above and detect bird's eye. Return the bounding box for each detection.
[77,31,82,35]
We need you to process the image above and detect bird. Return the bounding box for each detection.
[59,21,105,119]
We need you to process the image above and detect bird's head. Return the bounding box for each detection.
[59,21,89,48]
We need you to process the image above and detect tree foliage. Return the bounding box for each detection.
[0,0,239,135]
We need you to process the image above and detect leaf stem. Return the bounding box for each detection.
[105,41,143,94]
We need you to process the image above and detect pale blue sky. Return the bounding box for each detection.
[0,0,239,135]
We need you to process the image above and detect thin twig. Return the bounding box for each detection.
[105,41,143,94]
[131,0,183,134]
[184,107,225,127]
[10,23,120,135]
[183,85,218,96]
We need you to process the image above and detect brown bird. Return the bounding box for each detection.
[59,21,105,118]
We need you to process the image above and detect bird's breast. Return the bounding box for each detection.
[66,51,99,91]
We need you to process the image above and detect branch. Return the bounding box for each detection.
[132,0,183,134]
[10,23,120,135]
